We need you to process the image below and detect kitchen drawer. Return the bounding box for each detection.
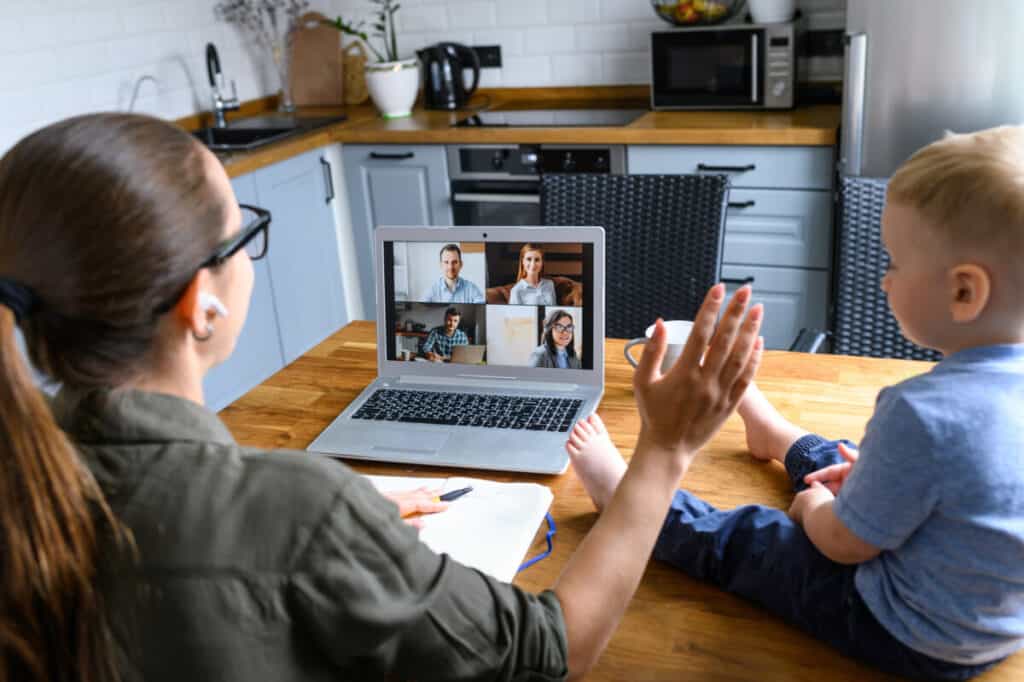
[722,265,829,350]
[628,145,834,190]
[723,189,833,269]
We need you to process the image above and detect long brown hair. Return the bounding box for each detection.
[0,114,228,682]
[515,242,545,282]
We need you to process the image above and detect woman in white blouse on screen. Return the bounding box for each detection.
[508,243,557,305]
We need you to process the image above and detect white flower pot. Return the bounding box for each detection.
[365,58,420,118]
[748,0,796,24]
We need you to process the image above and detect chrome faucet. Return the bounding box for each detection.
[206,43,239,128]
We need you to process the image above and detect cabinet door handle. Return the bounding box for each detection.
[320,156,335,204]
[698,163,756,173]
[722,276,755,286]
[452,192,541,204]
[728,200,756,209]
[370,151,415,160]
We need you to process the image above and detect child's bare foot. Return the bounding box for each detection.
[737,382,809,463]
[566,413,628,512]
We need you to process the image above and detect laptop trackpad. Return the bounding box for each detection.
[370,429,448,455]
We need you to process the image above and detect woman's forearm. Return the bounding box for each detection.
[554,436,689,679]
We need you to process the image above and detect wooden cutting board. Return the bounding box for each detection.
[289,12,344,107]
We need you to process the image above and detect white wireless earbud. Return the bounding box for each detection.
[199,292,229,318]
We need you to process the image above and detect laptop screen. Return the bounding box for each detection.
[382,241,595,370]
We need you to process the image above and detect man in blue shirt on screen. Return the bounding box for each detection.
[421,244,485,303]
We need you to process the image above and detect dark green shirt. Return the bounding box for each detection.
[53,388,568,682]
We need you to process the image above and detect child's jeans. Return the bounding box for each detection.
[652,434,1004,681]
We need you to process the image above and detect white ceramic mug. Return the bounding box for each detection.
[624,320,694,374]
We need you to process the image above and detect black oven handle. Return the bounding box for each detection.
[452,192,540,204]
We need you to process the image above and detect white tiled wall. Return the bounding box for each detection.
[0,0,336,154]
[365,0,847,88]
[0,0,845,154]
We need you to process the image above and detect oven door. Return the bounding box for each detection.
[651,28,764,109]
[450,179,541,226]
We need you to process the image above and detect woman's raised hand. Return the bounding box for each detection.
[633,284,764,460]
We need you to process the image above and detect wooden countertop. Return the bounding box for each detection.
[218,321,1023,682]
[184,86,840,178]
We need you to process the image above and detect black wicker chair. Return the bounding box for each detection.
[541,174,729,340]
[830,176,942,361]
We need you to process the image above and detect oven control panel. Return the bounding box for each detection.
[448,145,625,180]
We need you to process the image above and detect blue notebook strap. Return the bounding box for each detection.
[517,513,556,573]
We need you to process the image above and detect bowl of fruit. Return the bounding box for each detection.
[651,0,742,26]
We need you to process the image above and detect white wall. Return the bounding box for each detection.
[0,0,846,154]
[486,305,538,366]
[341,0,847,88]
[0,0,318,153]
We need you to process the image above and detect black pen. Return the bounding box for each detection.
[437,486,473,502]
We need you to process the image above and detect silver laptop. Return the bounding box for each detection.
[308,226,605,474]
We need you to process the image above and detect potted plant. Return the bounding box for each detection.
[215,0,310,112]
[325,0,419,118]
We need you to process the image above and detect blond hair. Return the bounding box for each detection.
[888,126,1024,255]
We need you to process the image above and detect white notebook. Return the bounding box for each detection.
[365,475,554,583]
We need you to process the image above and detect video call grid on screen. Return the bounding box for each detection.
[383,240,595,370]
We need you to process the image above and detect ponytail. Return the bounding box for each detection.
[0,307,122,682]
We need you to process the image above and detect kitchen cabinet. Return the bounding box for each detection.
[628,144,835,349]
[202,173,286,412]
[258,150,347,364]
[204,148,347,410]
[342,145,452,318]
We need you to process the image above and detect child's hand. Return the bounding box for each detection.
[633,284,763,460]
[788,481,835,525]
[803,442,859,495]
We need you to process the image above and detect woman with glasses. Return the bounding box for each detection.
[0,113,764,682]
[529,310,582,369]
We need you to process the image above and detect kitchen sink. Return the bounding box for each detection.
[192,113,347,152]
[192,126,295,150]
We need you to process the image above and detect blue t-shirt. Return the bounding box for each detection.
[833,344,1024,665]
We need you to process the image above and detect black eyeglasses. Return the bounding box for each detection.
[153,204,272,314]
[200,204,271,267]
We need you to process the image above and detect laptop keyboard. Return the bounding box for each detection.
[352,389,584,432]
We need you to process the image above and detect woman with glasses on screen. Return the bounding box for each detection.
[529,310,582,369]
[0,113,764,682]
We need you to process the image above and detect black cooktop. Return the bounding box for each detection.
[453,108,647,127]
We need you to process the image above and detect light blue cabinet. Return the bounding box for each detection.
[204,148,347,411]
[258,151,347,363]
[202,173,286,411]
[628,144,835,349]
[342,145,452,318]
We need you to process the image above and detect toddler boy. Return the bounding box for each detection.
[567,126,1024,679]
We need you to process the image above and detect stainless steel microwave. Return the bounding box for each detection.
[651,22,798,110]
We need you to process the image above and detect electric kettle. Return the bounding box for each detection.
[417,42,481,110]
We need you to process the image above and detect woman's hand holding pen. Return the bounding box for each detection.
[384,487,449,529]
[633,283,764,463]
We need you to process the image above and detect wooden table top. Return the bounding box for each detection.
[219,321,1023,682]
